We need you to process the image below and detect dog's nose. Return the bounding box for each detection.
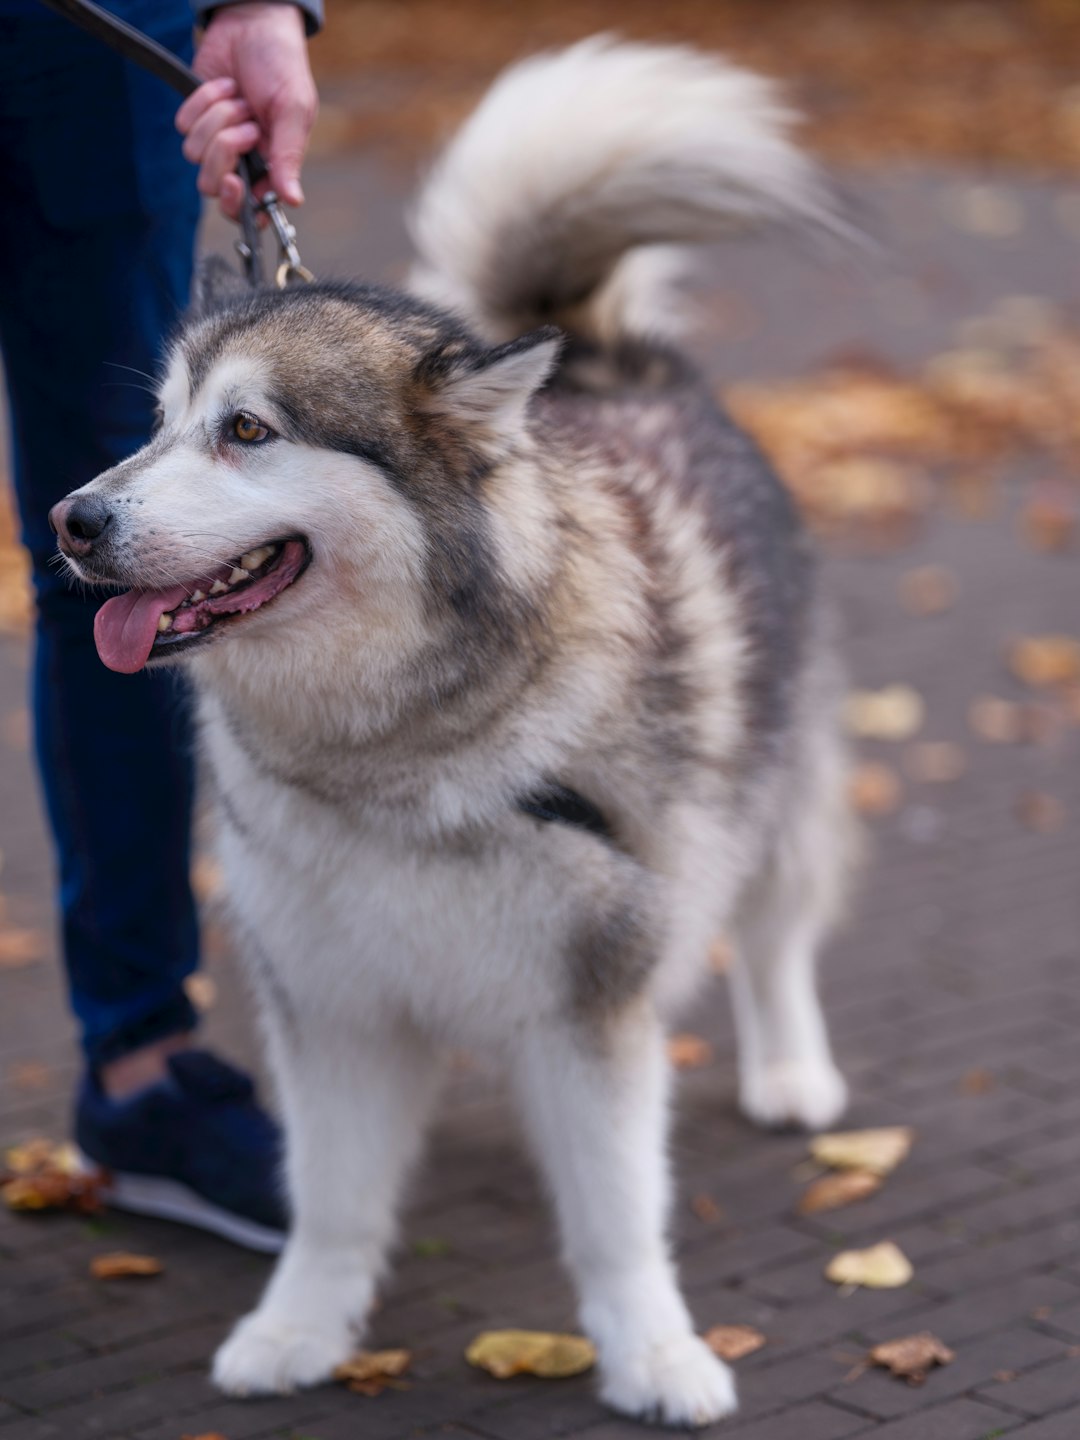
[50,496,113,558]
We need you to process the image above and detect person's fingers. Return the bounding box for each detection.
[180,97,254,165]
[266,89,318,206]
[218,172,246,222]
[197,121,261,198]
[175,76,237,137]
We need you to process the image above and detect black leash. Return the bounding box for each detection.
[36,0,313,289]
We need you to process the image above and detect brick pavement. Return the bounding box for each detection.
[2,153,1080,1438]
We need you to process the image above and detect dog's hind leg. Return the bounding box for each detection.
[213,1016,443,1396]
[512,1004,736,1427]
[729,725,853,1132]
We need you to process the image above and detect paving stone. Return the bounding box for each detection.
[850,1396,1024,1438]
[976,1354,1080,1419]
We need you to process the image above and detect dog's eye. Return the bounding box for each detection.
[233,412,269,444]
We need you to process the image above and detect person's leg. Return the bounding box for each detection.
[0,7,286,1249]
[0,7,201,1071]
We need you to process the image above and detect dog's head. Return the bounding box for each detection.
[53,268,559,676]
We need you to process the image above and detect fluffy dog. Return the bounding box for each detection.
[53,38,856,1426]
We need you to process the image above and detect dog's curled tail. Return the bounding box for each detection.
[409,36,845,347]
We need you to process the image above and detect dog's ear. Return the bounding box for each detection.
[189,254,253,319]
[415,328,562,446]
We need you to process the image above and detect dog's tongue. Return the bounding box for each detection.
[94,585,192,674]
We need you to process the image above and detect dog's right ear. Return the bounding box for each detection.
[189,255,253,319]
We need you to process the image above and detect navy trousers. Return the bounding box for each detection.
[0,0,202,1065]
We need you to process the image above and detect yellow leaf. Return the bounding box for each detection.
[810,1126,914,1177]
[1009,636,1080,688]
[869,1332,955,1384]
[797,1170,882,1215]
[333,1349,412,1394]
[465,1330,596,1379]
[0,928,46,970]
[90,1252,164,1279]
[704,1325,766,1361]
[845,686,924,741]
[826,1241,913,1289]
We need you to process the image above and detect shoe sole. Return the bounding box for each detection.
[78,1153,286,1254]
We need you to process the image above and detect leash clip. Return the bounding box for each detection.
[236,156,315,290]
[261,191,316,289]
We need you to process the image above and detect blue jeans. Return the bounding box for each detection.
[0,1,202,1066]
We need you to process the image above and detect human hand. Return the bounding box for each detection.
[176,3,318,221]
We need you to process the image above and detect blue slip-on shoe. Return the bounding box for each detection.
[76,1049,288,1253]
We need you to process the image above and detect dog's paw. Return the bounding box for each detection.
[599,1332,737,1428]
[212,1310,352,1396]
[739,1057,848,1132]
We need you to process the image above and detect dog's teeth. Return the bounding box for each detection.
[240,546,272,571]
[228,567,251,585]
[157,613,173,633]
[191,589,206,603]
[210,579,229,596]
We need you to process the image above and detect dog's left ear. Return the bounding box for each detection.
[415,328,562,446]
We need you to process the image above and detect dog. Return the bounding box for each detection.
[52,38,857,1426]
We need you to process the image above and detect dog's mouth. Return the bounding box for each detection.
[93,537,310,674]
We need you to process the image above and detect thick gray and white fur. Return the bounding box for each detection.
[59,38,858,1425]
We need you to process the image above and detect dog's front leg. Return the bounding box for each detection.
[512,1004,737,1427]
[213,1016,442,1396]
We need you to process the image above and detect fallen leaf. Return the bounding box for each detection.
[704,1325,766,1361]
[180,1433,230,1440]
[869,1332,955,1384]
[797,1170,882,1215]
[849,762,902,816]
[1009,636,1080,688]
[465,1330,596,1379]
[334,1349,411,1395]
[900,565,957,616]
[690,1192,724,1224]
[1016,791,1066,832]
[826,1241,913,1289]
[668,1033,714,1070]
[960,1067,995,1095]
[8,1061,50,1092]
[1,1139,105,1215]
[904,741,967,783]
[845,686,924,741]
[994,1369,1017,1383]
[0,928,46,969]
[1023,494,1076,552]
[810,1127,914,1177]
[191,853,224,903]
[968,696,1025,743]
[90,1252,163,1279]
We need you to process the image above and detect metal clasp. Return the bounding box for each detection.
[261,191,315,289]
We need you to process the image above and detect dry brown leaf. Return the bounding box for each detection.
[191,853,224,903]
[797,1170,882,1215]
[869,1332,955,1385]
[690,1193,724,1224]
[845,686,924,741]
[968,696,1025,744]
[1023,494,1076,552]
[960,1067,995,1096]
[90,1252,163,1279]
[180,1433,230,1440]
[826,1241,913,1289]
[810,1127,914,1177]
[334,1348,411,1395]
[9,1061,50,1092]
[465,1330,596,1380]
[668,1033,714,1070]
[1016,791,1066,833]
[704,1325,766,1361]
[0,928,46,969]
[849,762,902,817]
[900,565,957,616]
[1009,636,1080,688]
[905,741,967,783]
[1,1139,105,1215]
